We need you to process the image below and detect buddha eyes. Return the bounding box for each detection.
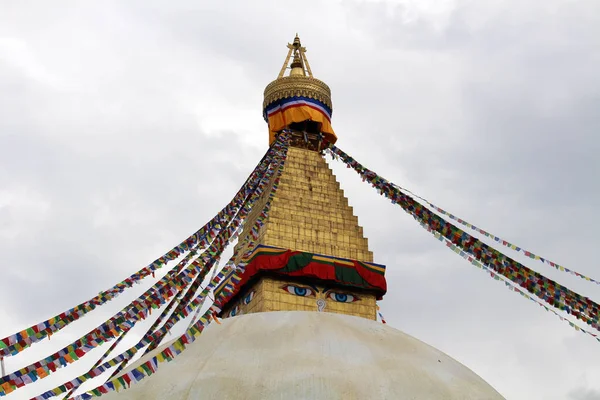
[282,285,315,297]
[327,292,358,303]
[280,285,359,303]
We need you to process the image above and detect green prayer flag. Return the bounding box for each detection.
[140,364,152,375]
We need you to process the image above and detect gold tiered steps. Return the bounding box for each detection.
[234,146,372,263]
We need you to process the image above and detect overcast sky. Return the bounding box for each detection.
[1,1,600,399]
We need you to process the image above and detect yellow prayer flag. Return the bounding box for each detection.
[173,341,184,352]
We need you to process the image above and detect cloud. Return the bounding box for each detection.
[1,0,599,399]
[570,388,600,400]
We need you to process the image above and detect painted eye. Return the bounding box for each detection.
[243,291,255,305]
[229,305,240,317]
[327,292,358,303]
[282,285,314,297]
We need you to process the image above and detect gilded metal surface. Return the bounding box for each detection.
[278,47,294,79]
[263,76,332,110]
[233,147,373,263]
[224,277,377,321]
[290,53,303,70]
[277,34,311,79]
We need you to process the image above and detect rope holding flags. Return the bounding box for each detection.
[432,223,600,343]
[389,183,600,286]
[328,145,600,338]
[25,265,235,400]
[0,245,209,391]
[60,253,218,400]
[15,131,292,400]
[0,238,225,389]
[0,142,282,360]
[0,134,291,396]
[69,272,233,400]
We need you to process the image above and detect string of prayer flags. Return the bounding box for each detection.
[72,254,253,400]
[0,244,214,389]
[0,140,292,394]
[0,149,282,393]
[328,145,600,332]
[72,254,221,399]
[0,141,285,360]
[97,258,218,385]
[427,222,600,342]
[26,132,293,400]
[387,182,600,286]
[29,266,231,400]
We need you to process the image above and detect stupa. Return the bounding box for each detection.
[101,35,504,400]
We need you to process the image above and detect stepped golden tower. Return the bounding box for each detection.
[214,35,387,321]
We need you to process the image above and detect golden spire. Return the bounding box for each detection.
[278,33,312,78]
[215,36,382,321]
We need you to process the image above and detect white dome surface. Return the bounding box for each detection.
[102,311,504,400]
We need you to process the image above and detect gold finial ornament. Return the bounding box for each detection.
[266,34,330,107]
[263,35,337,145]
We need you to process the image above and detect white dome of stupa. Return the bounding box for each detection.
[101,311,504,400]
